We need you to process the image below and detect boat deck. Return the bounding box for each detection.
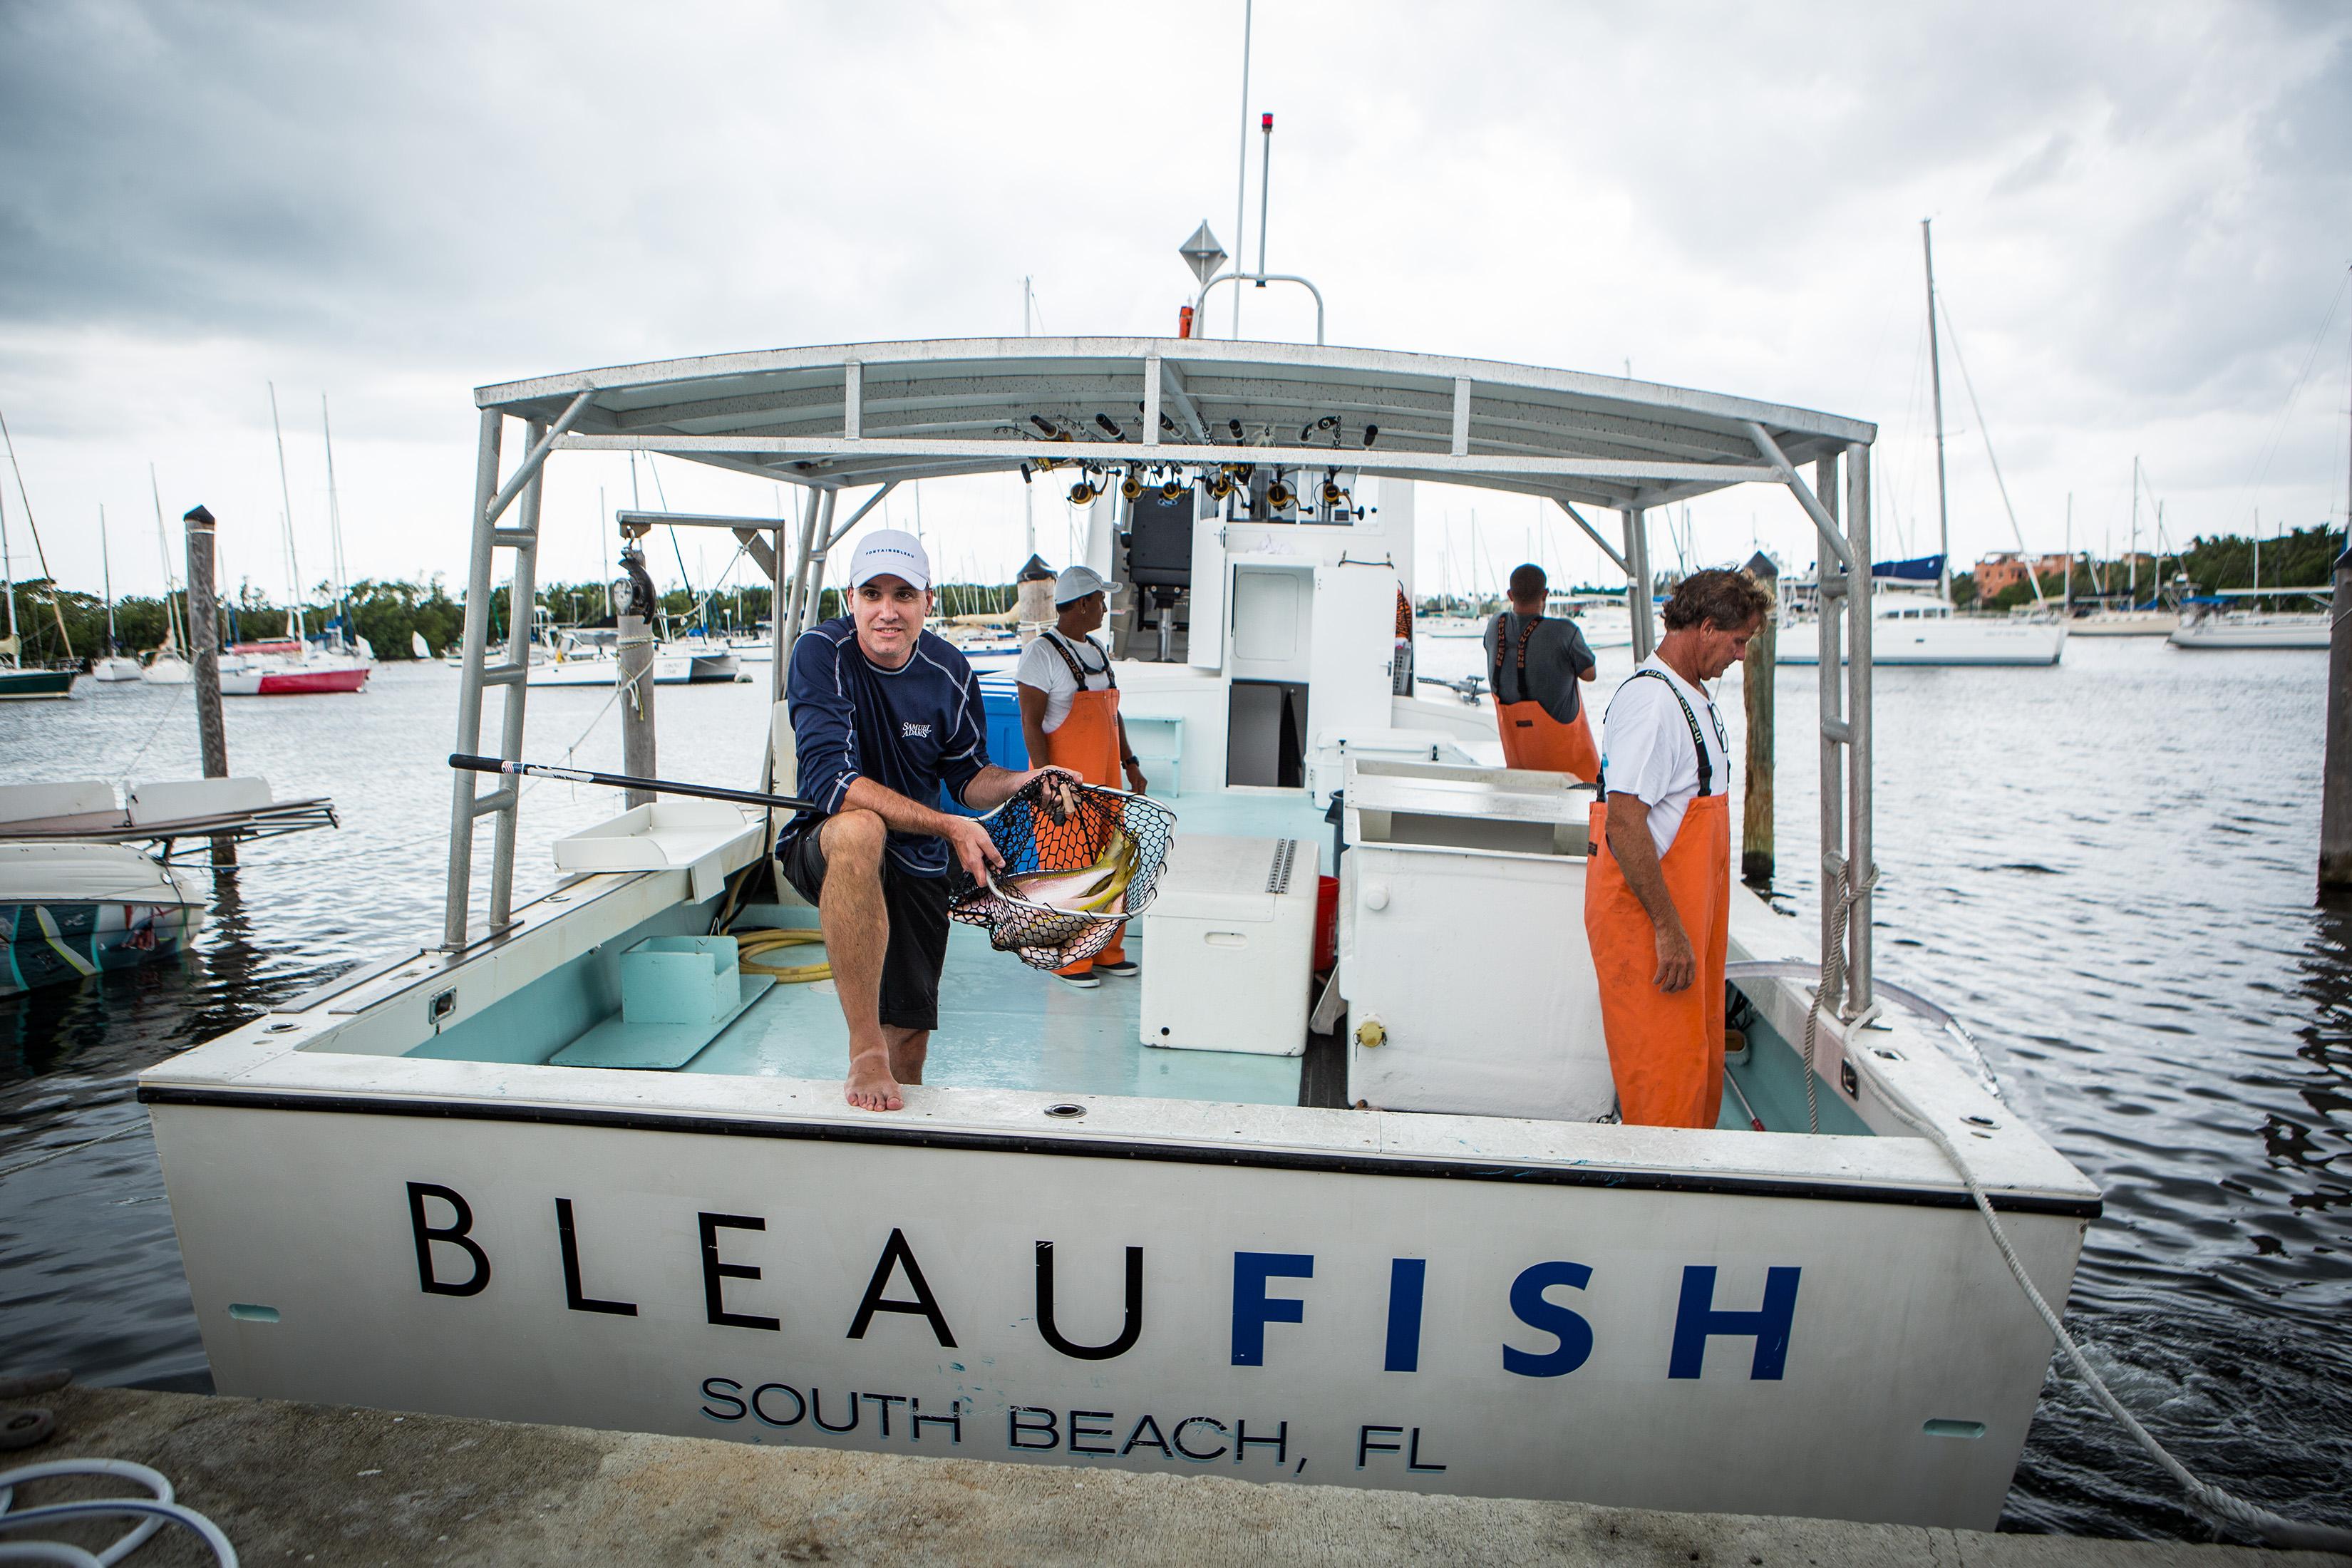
[691,789,1329,1108]
[401,785,1860,1134]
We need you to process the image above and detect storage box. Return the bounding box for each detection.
[1140,834,1319,1057]
[1339,759,1614,1120]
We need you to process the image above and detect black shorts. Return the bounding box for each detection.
[778,825,951,1032]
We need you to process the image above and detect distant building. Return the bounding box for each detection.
[1974,551,2070,599]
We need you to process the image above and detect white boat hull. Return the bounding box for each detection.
[93,656,145,682]
[142,655,193,685]
[527,651,743,686]
[2167,615,2329,651]
[142,852,2092,1532]
[1780,618,2065,667]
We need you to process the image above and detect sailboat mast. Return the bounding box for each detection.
[1922,218,1951,599]
[321,393,353,649]
[268,381,304,640]
[100,505,117,651]
[151,463,184,649]
[2129,458,2140,604]
[1,485,16,656]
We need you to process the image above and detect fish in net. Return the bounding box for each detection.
[947,775,1178,971]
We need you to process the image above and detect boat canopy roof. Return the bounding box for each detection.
[478,337,1874,512]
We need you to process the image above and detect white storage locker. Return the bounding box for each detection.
[1338,759,1615,1120]
[1140,834,1320,1057]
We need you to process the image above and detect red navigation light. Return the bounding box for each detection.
[1262,113,1273,131]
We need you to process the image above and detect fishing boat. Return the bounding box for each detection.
[140,336,2108,1533]
[0,835,205,996]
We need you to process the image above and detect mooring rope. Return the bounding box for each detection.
[1800,858,1879,1135]
[1867,1071,2352,1552]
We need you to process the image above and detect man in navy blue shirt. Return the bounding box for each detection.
[780,529,1063,1113]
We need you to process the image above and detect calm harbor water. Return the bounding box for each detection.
[4,638,2348,1540]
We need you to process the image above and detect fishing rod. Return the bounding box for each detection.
[448,754,819,813]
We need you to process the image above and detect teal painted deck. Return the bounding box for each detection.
[406,785,1864,1136]
[691,790,1331,1108]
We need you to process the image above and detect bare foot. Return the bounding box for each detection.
[845,1060,904,1113]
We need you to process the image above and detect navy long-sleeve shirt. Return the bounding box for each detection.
[780,617,989,877]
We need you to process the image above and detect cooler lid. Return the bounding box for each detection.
[1147,834,1315,923]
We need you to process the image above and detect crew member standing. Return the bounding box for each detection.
[1014,565,1147,989]
[1584,568,1770,1128]
[1485,563,1599,782]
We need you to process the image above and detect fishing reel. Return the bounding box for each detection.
[1069,480,1099,506]
[1300,413,1341,445]
[1160,475,1189,502]
[1264,476,1295,511]
[1321,470,1350,510]
[1206,469,1237,501]
[1120,471,1145,502]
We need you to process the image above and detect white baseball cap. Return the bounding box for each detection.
[847,529,932,590]
[1053,564,1123,606]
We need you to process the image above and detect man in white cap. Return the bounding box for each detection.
[779,530,1066,1112]
[1014,564,1146,989]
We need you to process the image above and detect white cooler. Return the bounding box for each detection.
[1140,834,1320,1056]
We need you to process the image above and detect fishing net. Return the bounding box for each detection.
[947,775,1179,971]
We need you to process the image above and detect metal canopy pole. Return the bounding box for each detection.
[1843,443,1874,1014]
[443,409,505,949]
[1554,498,1629,574]
[1813,453,1845,1013]
[485,416,549,932]
[1621,507,1656,659]
[782,489,832,646]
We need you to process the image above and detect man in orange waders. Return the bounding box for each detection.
[1014,565,1148,990]
[1585,568,1771,1128]
[1483,562,1599,781]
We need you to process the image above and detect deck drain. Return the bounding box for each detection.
[265,1022,299,1033]
[1043,1103,1087,1120]
[1963,1114,1998,1128]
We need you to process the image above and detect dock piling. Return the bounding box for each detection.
[1741,550,1778,887]
[182,504,234,867]
[2321,544,2352,889]
[619,612,656,809]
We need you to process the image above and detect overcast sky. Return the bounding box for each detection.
[3,0,2348,605]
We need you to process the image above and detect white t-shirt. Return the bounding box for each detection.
[1599,654,1731,860]
[1013,629,1113,733]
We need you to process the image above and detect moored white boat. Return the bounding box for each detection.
[142,336,2101,1532]
[1,840,205,996]
[2066,608,2177,637]
[92,655,143,681]
[141,652,192,685]
[2167,604,2329,651]
[1780,593,2067,666]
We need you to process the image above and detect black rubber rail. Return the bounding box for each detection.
[448,753,819,813]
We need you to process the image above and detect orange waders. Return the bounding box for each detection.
[1582,671,1730,1128]
[1492,617,1600,783]
[1038,636,1127,979]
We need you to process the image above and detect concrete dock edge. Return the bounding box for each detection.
[6,1386,2344,1567]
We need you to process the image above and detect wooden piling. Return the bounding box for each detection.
[1740,550,1778,888]
[2320,543,2352,889]
[618,612,656,810]
[182,504,234,867]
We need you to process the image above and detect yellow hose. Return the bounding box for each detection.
[735,928,831,984]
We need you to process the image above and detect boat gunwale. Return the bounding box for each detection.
[135,1080,2100,1219]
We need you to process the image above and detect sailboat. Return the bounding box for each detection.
[221,386,371,696]
[143,466,193,684]
[91,505,143,681]
[0,483,77,700]
[1782,220,2065,668]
